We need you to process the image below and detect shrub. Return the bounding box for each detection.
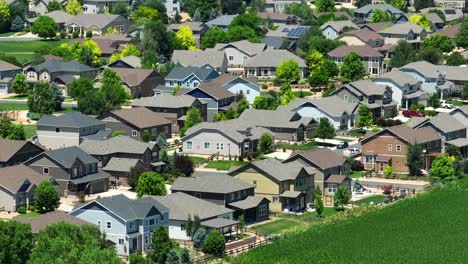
[85,31,92,38]
[202,230,225,257]
[60,31,67,39]
[261,83,268,89]
[193,228,207,250]
[384,165,393,177]
[72,31,79,38]
[382,185,393,195]
[28,205,35,212]
[17,206,26,214]
[351,160,364,171]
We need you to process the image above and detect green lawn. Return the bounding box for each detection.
[354,195,388,206]
[293,91,313,97]
[205,160,249,170]
[251,219,299,235]
[349,129,366,137]
[188,156,205,164]
[0,103,29,111]
[350,171,364,179]
[0,40,66,63]
[277,141,318,151]
[0,32,16,37]
[23,124,37,139]
[16,211,41,218]
[3,94,28,100]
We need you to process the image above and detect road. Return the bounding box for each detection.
[0,99,77,108]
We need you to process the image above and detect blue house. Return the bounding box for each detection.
[165,66,220,90]
[0,59,22,94]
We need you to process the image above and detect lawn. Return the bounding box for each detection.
[293,91,313,97]
[349,129,366,137]
[250,219,299,235]
[354,195,388,206]
[350,171,364,179]
[23,124,37,139]
[16,211,41,218]
[0,40,66,63]
[277,141,318,151]
[0,103,29,111]
[188,156,205,164]
[4,95,28,100]
[231,181,468,264]
[205,160,249,170]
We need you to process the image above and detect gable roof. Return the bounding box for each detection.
[43,146,98,167]
[14,211,91,234]
[266,25,310,39]
[65,14,122,28]
[206,14,238,27]
[168,22,206,32]
[320,21,357,32]
[111,107,171,129]
[374,70,420,87]
[434,23,461,38]
[27,60,95,74]
[238,108,314,128]
[360,22,394,32]
[361,124,440,144]
[345,80,387,96]
[0,59,21,71]
[37,111,103,128]
[378,23,426,35]
[285,148,347,169]
[171,171,255,194]
[112,68,157,87]
[400,61,468,81]
[0,140,42,163]
[232,158,316,182]
[281,97,359,118]
[132,94,204,108]
[425,12,444,24]
[214,40,266,56]
[244,50,306,67]
[355,4,403,15]
[409,113,466,133]
[313,11,352,20]
[80,135,151,155]
[29,10,72,24]
[171,50,227,69]
[0,165,52,194]
[328,44,383,58]
[340,28,384,42]
[102,157,143,172]
[166,66,218,81]
[114,55,141,68]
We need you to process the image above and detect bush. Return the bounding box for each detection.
[60,31,67,39]
[193,228,207,250]
[28,205,35,212]
[85,31,92,38]
[202,230,225,257]
[17,206,26,214]
[72,31,79,38]
[245,152,258,161]
[351,160,364,171]
[261,83,268,89]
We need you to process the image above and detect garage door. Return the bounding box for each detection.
[0,84,8,94]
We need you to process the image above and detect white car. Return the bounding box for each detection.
[440,100,453,109]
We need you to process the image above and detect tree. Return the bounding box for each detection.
[110,1,129,17]
[421,34,455,53]
[0,0,10,32]
[406,143,424,176]
[221,0,243,15]
[250,0,266,12]
[227,26,260,42]
[165,250,180,264]
[101,68,128,110]
[7,124,25,140]
[455,18,468,48]
[236,98,249,116]
[28,82,56,115]
[340,51,366,81]
[141,130,150,142]
[307,50,324,72]
[414,0,434,11]
[66,0,83,15]
[315,0,335,12]
[143,19,177,58]
[173,154,195,177]
[127,166,148,190]
[446,145,462,160]
[200,27,228,49]
[280,82,295,105]
[230,13,264,36]
[0,220,33,264]
[253,95,278,110]
[180,107,203,136]
[176,26,197,50]
[314,186,324,217]
[11,73,28,95]
[77,89,107,115]
[314,117,336,140]
[148,226,174,264]
[390,0,407,11]
[82,39,102,66]
[409,14,431,30]
[446,52,465,66]
[258,133,274,154]
[370,9,391,23]
[47,0,63,12]
[135,171,167,198]
[384,165,393,177]
[417,47,442,64]
[277,59,300,83]
[334,185,350,209]
[355,0,371,8]
[180,248,191,264]
[202,230,225,257]
[160,148,169,164]
[389,40,416,68]
[185,214,193,238]
[34,180,60,213]
[129,252,147,264]
[10,15,23,31]
[193,228,206,250]
[356,105,373,128]
[320,59,339,78]
[0,115,12,138]
[183,0,218,22]
[430,155,456,182]
[109,44,141,63]
[31,16,59,39]
[238,215,246,234]
[131,6,159,25]
[428,93,441,108]
[69,78,93,99]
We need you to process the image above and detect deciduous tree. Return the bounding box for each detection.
[148,226,174,264]
[66,0,83,15]
[315,0,335,12]
[409,14,431,30]
[406,143,424,176]
[69,78,93,99]
[314,117,336,140]
[34,180,60,213]
[109,44,141,63]
[7,124,25,140]
[455,18,468,48]
[334,185,351,209]
[258,132,274,154]
[446,52,465,66]
[370,9,391,23]
[430,155,456,181]
[77,89,107,115]
[135,171,167,198]
[101,68,129,110]
[47,0,63,12]
[417,47,442,64]
[421,34,455,53]
[11,73,28,95]
[176,26,197,50]
[31,16,59,39]
[180,107,203,136]
[173,154,195,177]
[0,220,33,264]
[202,230,225,257]
[389,40,416,68]
[340,51,366,81]
[28,82,56,115]
[307,50,324,72]
[356,105,373,128]
[277,59,300,83]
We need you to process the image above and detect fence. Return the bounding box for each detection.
[192,238,272,263]
[194,152,220,168]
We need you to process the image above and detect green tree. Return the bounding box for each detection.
[446,145,462,160]
[250,0,266,12]
[236,98,249,116]
[421,34,455,53]
[129,252,147,264]
[131,6,159,25]
[202,230,225,257]
[109,44,141,63]
[31,16,59,39]
[277,59,300,83]
[28,82,56,115]
[127,166,147,190]
[428,93,441,108]
[192,215,201,237]
[141,130,150,142]
[47,0,63,12]
[314,117,336,140]
[389,40,416,68]
[308,68,329,88]
[0,0,11,31]
[10,15,23,32]
[101,68,129,110]
[180,248,191,264]
[200,27,228,49]
[66,0,83,15]
[390,0,407,11]
[253,95,278,110]
[176,26,197,50]
[238,215,246,234]
[307,50,325,72]
[165,249,180,264]
[455,18,468,48]
[7,124,25,140]
[280,82,295,105]
[406,143,424,176]
[384,165,393,177]
[414,0,434,11]
[185,214,193,238]
[446,52,465,66]
[409,14,431,30]
[148,225,174,264]
[314,186,324,217]
[430,155,456,182]
[34,180,60,213]
[356,105,373,128]
[110,1,129,17]
[463,83,468,100]
[334,185,350,209]
[417,47,443,64]
[0,220,33,264]
[0,115,12,138]
[355,0,371,8]
[135,171,167,198]
[143,19,177,58]
[340,51,366,81]
[70,78,93,99]
[183,0,218,22]
[370,9,391,23]
[230,13,264,36]
[258,132,274,154]
[192,228,206,250]
[221,0,244,15]
[11,73,28,95]
[173,154,195,177]
[77,89,107,115]
[315,0,335,12]
[180,107,203,136]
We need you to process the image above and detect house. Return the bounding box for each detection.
[337,28,385,47]
[278,96,359,130]
[228,158,316,212]
[407,113,466,146]
[320,21,358,40]
[421,7,464,22]
[162,0,180,17]
[433,0,465,9]
[107,55,141,69]
[433,23,461,38]
[151,192,237,241]
[373,70,427,109]
[0,140,44,168]
[359,22,394,32]
[0,60,22,94]
[171,50,228,73]
[164,66,220,90]
[378,23,428,45]
[330,80,397,118]
[69,194,169,256]
[36,112,107,150]
[28,0,66,15]
[83,0,131,14]
[237,108,315,141]
[0,165,56,212]
[353,4,404,23]
[450,105,468,128]
[425,12,445,30]
[23,60,97,96]
[71,34,132,59]
[171,171,270,223]
[211,40,267,74]
[328,45,384,76]
[27,10,72,30]
[79,136,159,185]
[265,0,302,13]
[360,125,442,173]
[25,146,110,195]
[131,95,208,133]
[261,36,294,50]
[14,211,92,235]
[198,74,260,105]
[168,22,208,47]
[181,119,273,157]
[110,68,164,98]
[312,11,352,21]
[98,107,172,140]
[206,14,238,30]
[65,14,131,36]
[244,50,307,79]
[265,25,310,40]
[257,12,303,25]
[282,148,351,207]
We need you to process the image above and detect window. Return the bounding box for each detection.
[396,145,401,152]
[253,180,257,185]
[229,193,235,201]
[327,184,337,193]
[55,128,60,133]
[97,220,101,226]
[145,235,149,245]
[161,214,164,221]
[132,130,138,137]
[43,167,49,174]
[149,219,155,226]
[172,120,177,125]
[387,144,392,151]
[272,196,279,203]
[181,224,186,231]
[107,222,112,229]
[246,89,250,95]
[151,128,157,135]
[228,56,234,61]
[119,239,124,245]
[186,141,193,150]
[244,142,249,152]
[365,155,374,164]
[204,142,210,149]
[259,204,268,216]
[236,191,241,199]
[129,222,134,229]
[195,192,202,198]
[344,95,348,102]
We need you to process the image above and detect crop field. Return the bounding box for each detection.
[231,180,468,264]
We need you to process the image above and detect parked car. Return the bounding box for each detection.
[336,141,349,149]
[343,147,360,156]
[440,100,453,109]
[402,110,425,117]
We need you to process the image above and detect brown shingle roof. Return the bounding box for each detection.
[363,125,440,144]
[196,74,237,99]
[287,148,347,169]
[325,174,351,183]
[13,211,92,234]
[0,165,52,193]
[111,107,171,129]
[341,28,384,42]
[0,59,20,71]
[0,139,31,162]
[112,68,156,87]
[434,23,461,38]
[328,45,383,58]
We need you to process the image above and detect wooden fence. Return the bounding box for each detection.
[193,238,272,263]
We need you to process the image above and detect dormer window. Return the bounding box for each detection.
[56,128,60,133]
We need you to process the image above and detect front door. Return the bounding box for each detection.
[132,237,138,251]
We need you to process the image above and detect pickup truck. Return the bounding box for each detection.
[402,110,425,117]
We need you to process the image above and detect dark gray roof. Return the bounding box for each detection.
[44,146,98,167]
[228,196,267,210]
[171,172,255,194]
[80,135,151,155]
[132,95,204,108]
[214,40,266,56]
[80,129,112,140]
[37,112,103,128]
[379,23,426,35]
[69,170,110,184]
[201,217,238,228]
[261,36,288,49]
[166,66,217,81]
[279,190,302,198]
[14,211,91,234]
[171,50,227,69]
[411,113,466,134]
[244,159,316,182]
[355,4,403,15]
[206,14,238,27]
[238,108,314,128]
[400,61,468,82]
[345,80,387,96]
[27,60,95,74]
[102,157,142,172]
[285,148,347,170]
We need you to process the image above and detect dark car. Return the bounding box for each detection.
[336,141,349,149]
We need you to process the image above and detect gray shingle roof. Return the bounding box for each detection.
[171,50,227,69]
[0,59,21,71]
[44,146,98,167]
[69,170,110,184]
[328,44,383,58]
[65,14,121,28]
[102,157,141,172]
[238,108,314,128]
[14,211,91,234]
[150,192,233,221]
[168,22,206,32]
[37,112,103,128]
[132,95,204,108]
[285,148,347,169]
[228,196,267,210]
[378,23,426,35]
[118,55,141,68]
[0,140,42,163]
[320,21,357,32]
[241,159,316,182]
[27,60,95,74]
[80,135,151,155]
[363,124,440,144]
[29,10,72,24]
[400,61,468,82]
[412,113,466,133]
[355,4,404,15]
[111,107,171,129]
[0,165,52,194]
[171,172,255,194]
[360,22,395,32]
[281,97,359,118]
[214,40,266,56]
[244,50,306,67]
[374,70,420,87]
[345,80,387,96]
[206,14,238,27]
[340,28,384,42]
[166,66,218,81]
[325,174,351,183]
[201,217,238,228]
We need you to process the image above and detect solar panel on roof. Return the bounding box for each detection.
[282,28,290,32]
[445,9,456,14]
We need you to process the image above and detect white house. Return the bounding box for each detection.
[211,40,267,74]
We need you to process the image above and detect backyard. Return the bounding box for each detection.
[0,40,66,63]
[353,195,388,206]
[205,160,250,170]
[277,140,318,151]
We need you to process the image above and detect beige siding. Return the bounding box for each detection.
[338,36,366,46]
[37,130,80,150]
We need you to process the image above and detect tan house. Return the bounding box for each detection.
[360,125,442,174]
[228,159,316,213]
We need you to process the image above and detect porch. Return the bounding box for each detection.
[67,171,110,195]
[228,196,270,224]
[201,218,239,238]
[278,191,306,213]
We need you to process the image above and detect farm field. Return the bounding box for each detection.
[232,180,468,264]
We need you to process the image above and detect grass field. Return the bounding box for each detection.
[205,160,249,170]
[0,40,65,62]
[0,103,29,111]
[16,211,41,218]
[293,91,313,97]
[277,141,318,151]
[350,171,364,178]
[4,95,28,100]
[232,180,468,264]
[354,195,388,206]
[188,156,205,164]
[24,124,37,139]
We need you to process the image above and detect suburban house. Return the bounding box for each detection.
[69,194,169,256]
[165,66,220,90]
[0,140,44,168]
[261,36,294,50]
[265,0,303,13]
[107,55,141,69]
[378,23,428,45]
[450,105,468,128]
[28,0,68,15]
[131,95,207,133]
[279,96,359,130]
[98,107,172,141]
[360,125,442,173]
[320,21,358,40]
[171,171,270,223]
[229,158,316,212]
[337,28,385,47]
[168,22,208,47]
[83,0,131,14]
[433,1,465,9]
[198,74,260,105]
[171,50,228,73]
[36,112,107,150]
[0,165,57,212]
[257,12,303,25]
[359,22,394,32]
[206,14,238,30]
[65,14,131,36]
[425,12,445,30]
[23,60,97,96]
[0,59,22,94]
[79,136,159,186]
[28,11,72,30]
[373,70,427,109]
[110,68,164,98]
[236,108,315,141]
[182,119,272,157]
[433,22,460,38]
[328,45,384,76]
[330,80,397,118]
[14,211,91,235]
[265,25,310,40]
[72,34,132,58]
[210,40,267,74]
[151,192,237,241]
[243,50,307,79]
[353,4,404,23]
[282,148,351,207]
[421,7,464,22]
[25,146,110,195]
